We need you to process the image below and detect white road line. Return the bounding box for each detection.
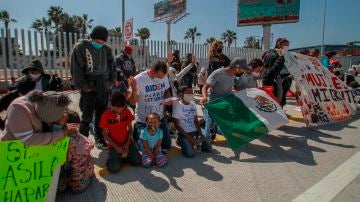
[293,151,360,202]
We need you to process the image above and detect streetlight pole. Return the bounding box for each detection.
[321,0,327,56]
[122,0,125,45]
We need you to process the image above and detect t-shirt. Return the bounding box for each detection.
[139,128,163,150]
[99,108,134,146]
[172,100,197,133]
[206,68,234,100]
[234,74,257,91]
[134,71,170,123]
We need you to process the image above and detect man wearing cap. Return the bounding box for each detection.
[13,59,51,92]
[113,45,136,95]
[71,25,116,148]
[200,57,251,152]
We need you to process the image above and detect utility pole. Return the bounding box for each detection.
[321,0,327,56]
[122,0,125,45]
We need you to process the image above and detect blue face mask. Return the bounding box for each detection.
[52,124,63,132]
[91,42,104,49]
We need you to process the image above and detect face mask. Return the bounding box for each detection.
[282,46,289,52]
[91,42,104,49]
[52,124,63,132]
[29,73,41,80]
[217,48,223,53]
[183,94,194,103]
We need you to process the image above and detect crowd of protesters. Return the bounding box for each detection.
[0,25,359,194]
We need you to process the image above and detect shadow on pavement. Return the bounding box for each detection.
[278,125,356,149]
[229,134,324,166]
[100,147,227,192]
[310,114,359,131]
[56,177,107,202]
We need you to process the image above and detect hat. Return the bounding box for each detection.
[90,25,108,42]
[124,45,133,54]
[21,59,45,74]
[229,57,251,71]
[28,91,71,123]
[275,38,289,48]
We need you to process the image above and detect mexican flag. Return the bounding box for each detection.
[205,88,288,149]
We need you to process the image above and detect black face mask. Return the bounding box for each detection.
[217,48,223,53]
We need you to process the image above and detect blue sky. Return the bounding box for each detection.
[0,0,359,49]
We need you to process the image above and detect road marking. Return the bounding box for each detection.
[293,151,360,202]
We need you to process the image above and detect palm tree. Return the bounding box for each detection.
[47,6,63,32]
[108,27,122,37]
[74,14,93,35]
[0,10,17,30]
[221,30,237,47]
[205,37,216,45]
[135,27,150,56]
[169,40,177,46]
[184,27,201,44]
[31,17,52,32]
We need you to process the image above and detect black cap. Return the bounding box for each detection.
[90,25,108,42]
[21,59,45,74]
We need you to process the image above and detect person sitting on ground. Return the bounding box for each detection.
[139,112,167,168]
[49,73,63,91]
[0,90,78,145]
[100,93,141,173]
[0,78,35,130]
[173,86,209,158]
[234,58,264,91]
[57,110,94,193]
[11,59,51,92]
[345,68,357,87]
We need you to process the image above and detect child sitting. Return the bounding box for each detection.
[139,112,167,168]
[57,110,94,193]
[172,86,209,158]
[99,93,141,173]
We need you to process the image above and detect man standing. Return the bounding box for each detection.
[200,57,251,152]
[128,61,172,152]
[115,45,136,89]
[71,25,116,148]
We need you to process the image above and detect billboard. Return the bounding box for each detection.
[237,0,300,27]
[154,0,186,20]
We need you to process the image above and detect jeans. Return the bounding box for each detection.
[178,131,211,158]
[106,144,141,173]
[79,91,108,143]
[203,108,214,151]
[133,118,171,150]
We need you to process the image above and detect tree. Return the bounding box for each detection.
[205,37,216,45]
[243,36,261,49]
[135,27,150,56]
[0,10,17,30]
[74,14,93,35]
[47,6,63,32]
[221,30,237,47]
[108,27,122,37]
[169,40,177,46]
[31,17,52,32]
[184,27,201,44]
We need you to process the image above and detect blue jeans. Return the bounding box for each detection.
[133,118,171,150]
[203,108,214,151]
[178,132,211,158]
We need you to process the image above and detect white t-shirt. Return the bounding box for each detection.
[134,71,170,123]
[172,100,197,133]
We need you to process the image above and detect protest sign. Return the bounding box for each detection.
[284,52,357,126]
[0,137,69,202]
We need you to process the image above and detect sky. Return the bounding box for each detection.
[0,0,359,49]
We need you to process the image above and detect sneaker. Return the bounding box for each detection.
[95,141,108,150]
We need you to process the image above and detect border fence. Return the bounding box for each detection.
[0,28,262,82]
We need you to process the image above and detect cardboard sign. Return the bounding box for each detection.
[284,52,357,126]
[0,137,70,202]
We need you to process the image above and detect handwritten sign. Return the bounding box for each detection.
[0,137,69,202]
[284,52,357,126]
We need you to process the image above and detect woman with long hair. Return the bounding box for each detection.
[207,40,230,75]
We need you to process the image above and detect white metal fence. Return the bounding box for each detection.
[0,28,262,82]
